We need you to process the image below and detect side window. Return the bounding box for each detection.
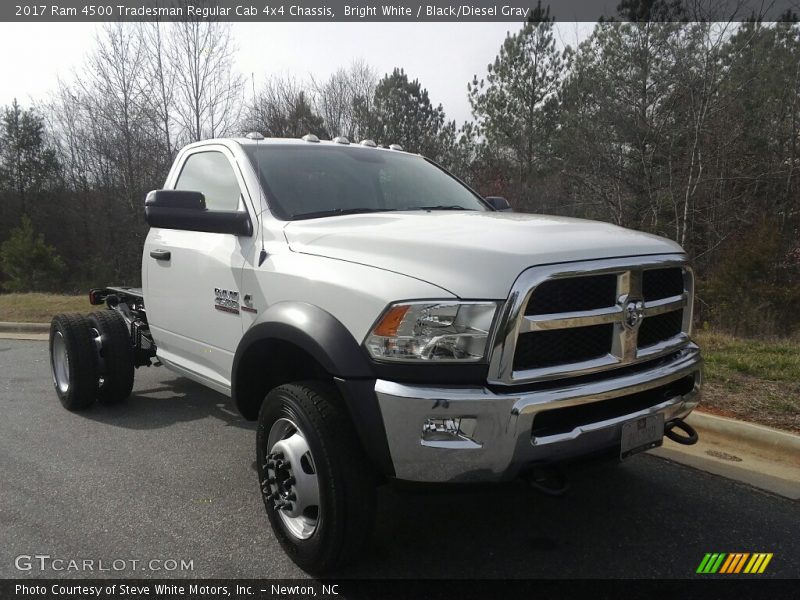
[175,151,242,211]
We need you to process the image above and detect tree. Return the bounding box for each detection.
[0,216,64,292]
[244,76,326,138]
[468,4,567,191]
[312,60,378,141]
[141,20,179,165]
[0,99,59,218]
[557,20,684,226]
[171,16,244,142]
[370,68,450,160]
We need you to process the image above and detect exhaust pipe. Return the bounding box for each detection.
[664,418,699,445]
[525,465,569,497]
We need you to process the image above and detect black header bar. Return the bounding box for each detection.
[3,0,799,22]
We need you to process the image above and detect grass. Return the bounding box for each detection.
[0,293,92,323]
[695,330,800,382]
[693,330,800,433]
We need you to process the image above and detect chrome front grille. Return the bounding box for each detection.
[488,255,694,385]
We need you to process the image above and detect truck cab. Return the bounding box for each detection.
[49,134,702,574]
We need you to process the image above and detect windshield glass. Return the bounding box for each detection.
[243,144,488,220]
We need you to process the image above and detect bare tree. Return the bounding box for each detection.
[141,20,178,165]
[311,59,378,140]
[170,17,244,142]
[76,23,153,210]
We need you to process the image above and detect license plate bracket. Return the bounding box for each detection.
[620,413,665,459]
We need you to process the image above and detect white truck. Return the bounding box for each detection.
[48,134,702,573]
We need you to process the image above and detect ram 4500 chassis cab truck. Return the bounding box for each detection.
[49,134,702,573]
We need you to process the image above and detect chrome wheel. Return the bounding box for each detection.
[264,418,320,540]
[51,331,70,393]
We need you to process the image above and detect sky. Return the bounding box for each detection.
[0,22,592,127]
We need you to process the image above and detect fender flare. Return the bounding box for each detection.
[231,302,394,476]
[232,302,373,411]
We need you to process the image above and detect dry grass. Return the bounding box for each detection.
[0,293,92,323]
[693,330,800,433]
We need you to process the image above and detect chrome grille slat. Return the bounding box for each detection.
[487,255,694,385]
[522,306,623,331]
[642,294,686,317]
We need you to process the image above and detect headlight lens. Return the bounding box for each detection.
[365,301,498,362]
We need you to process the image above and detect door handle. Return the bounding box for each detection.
[150,249,171,261]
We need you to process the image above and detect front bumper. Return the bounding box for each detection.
[375,345,702,482]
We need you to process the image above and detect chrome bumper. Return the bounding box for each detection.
[375,346,702,482]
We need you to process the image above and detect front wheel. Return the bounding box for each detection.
[256,381,376,574]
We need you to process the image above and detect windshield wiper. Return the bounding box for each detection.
[403,205,474,211]
[291,207,396,220]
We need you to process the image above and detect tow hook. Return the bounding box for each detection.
[525,465,569,497]
[664,419,699,445]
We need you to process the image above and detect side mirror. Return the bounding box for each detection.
[144,190,252,237]
[484,196,512,212]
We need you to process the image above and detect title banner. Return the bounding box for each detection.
[3,0,799,22]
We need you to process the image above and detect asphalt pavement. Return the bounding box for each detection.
[1,339,798,579]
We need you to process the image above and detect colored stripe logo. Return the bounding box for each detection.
[697,553,773,574]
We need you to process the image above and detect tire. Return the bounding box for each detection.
[49,314,99,411]
[88,310,134,404]
[256,381,376,574]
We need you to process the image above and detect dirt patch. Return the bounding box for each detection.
[698,373,800,434]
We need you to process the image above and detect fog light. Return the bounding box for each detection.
[421,417,481,449]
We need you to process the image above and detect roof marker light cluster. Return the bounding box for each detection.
[246,131,264,140]
[295,133,402,150]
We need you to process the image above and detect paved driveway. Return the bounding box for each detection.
[2,339,798,579]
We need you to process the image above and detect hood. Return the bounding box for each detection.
[283,211,684,298]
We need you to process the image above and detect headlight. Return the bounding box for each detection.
[364,301,498,362]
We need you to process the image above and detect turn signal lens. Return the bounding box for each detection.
[372,305,410,337]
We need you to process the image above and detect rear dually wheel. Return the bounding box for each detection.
[49,314,99,411]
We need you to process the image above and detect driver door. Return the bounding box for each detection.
[144,146,255,394]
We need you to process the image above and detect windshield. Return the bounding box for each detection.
[243,144,488,220]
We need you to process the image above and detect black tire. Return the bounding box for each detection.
[256,381,376,574]
[49,313,99,411]
[88,310,134,404]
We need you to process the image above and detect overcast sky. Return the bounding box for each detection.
[0,22,592,127]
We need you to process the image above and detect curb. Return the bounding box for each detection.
[0,321,50,333]
[687,411,800,455]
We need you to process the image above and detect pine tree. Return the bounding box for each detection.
[468,5,566,187]
[0,99,59,217]
[0,216,64,292]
